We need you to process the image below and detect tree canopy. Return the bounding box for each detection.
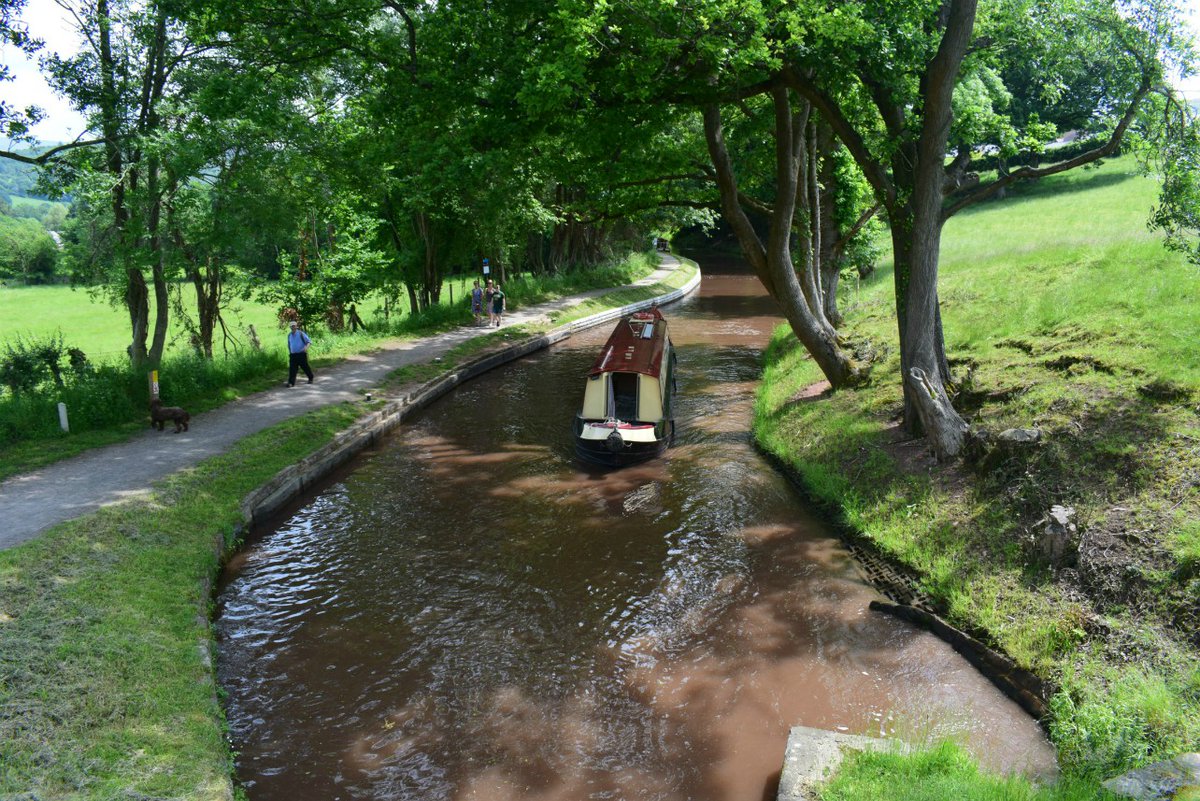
[2,0,1196,456]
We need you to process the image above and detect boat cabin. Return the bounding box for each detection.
[574,307,676,467]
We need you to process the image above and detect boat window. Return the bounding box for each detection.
[641,322,654,339]
[611,372,638,421]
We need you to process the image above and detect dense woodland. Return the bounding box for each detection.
[1,0,1198,459]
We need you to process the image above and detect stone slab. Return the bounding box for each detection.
[1103,753,1200,800]
[777,726,897,801]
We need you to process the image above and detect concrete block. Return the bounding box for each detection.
[777,726,897,801]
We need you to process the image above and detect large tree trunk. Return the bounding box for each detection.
[889,0,976,457]
[98,0,150,368]
[147,157,169,365]
[892,207,963,456]
[793,112,837,341]
[815,120,844,327]
[703,95,862,389]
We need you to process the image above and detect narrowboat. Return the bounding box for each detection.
[574,306,677,467]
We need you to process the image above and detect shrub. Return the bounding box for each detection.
[0,346,286,447]
[0,333,68,396]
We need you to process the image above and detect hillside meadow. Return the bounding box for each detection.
[757,156,1200,796]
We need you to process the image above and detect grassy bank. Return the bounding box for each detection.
[0,402,363,798]
[0,256,696,799]
[0,252,660,481]
[820,742,1108,801]
[756,157,1200,789]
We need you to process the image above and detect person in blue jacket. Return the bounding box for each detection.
[286,320,314,387]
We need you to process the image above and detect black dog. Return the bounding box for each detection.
[149,398,190,433]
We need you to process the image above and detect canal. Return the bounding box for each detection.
[216,254,1057,800]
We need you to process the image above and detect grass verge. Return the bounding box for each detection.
[819,742,1114,801]
[0,402,362,799]
[755,158,1200,790]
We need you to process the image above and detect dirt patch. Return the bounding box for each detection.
[786,380,832,405]
[997,338,1037,355]
[1138,379,1193,404]
[953,383,1031,415]
[1074,507,1165,606]
[1043,354,1115,375]
[877,419,942,476]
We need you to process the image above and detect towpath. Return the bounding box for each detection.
[0,256,685,550]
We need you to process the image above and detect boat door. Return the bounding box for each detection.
[610,372,639,421]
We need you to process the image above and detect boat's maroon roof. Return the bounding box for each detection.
[587,309,669,378]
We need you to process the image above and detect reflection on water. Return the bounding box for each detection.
[217,256,1057,801]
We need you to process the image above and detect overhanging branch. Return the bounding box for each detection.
[781,66,895,209]
[0,137,104,165]
[943,76,1153,219]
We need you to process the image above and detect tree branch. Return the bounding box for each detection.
[943,75,1152,219]
[781,66,895,209]
[0,137,104,165]
[380,0,420,75]
[831,202,882,262]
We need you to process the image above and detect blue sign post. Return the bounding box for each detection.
[482,257,490,276]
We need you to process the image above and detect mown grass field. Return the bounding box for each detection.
[756,157,1200,794]
[0,276,485,364]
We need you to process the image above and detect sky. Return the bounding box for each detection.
[3,0,1200,147]
[2,1,87,145]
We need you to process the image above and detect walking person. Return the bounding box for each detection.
[286,320,314,387]
[491,282,506,327]
[471,280,484,326]
[484,279,496,326]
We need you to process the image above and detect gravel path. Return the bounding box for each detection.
[0,257,683,550]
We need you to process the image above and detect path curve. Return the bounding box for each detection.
[0,256,691,550]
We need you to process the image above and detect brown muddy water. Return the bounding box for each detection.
[216,255,1057,801]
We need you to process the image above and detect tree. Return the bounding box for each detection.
[1141,92,1200,265]
[702,94,867,387]
[29,0,187,367]
[0,215,58,282]
[541,0,1187,457]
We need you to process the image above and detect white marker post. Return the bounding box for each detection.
[57,402,69,433]
[149,369,159,401]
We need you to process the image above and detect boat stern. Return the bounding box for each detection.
[574,418,671,467]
